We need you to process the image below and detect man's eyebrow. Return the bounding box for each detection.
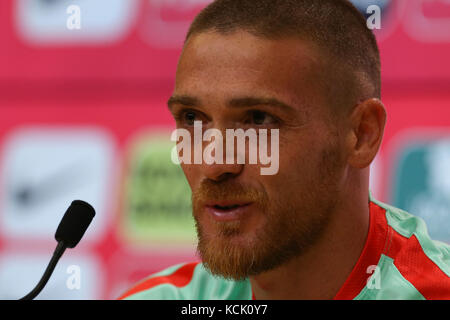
[167,95,296,112]
[228,97,295,112]
[167,95,200,110]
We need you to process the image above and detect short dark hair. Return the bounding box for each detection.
[185,0,381,112]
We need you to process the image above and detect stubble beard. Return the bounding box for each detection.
[192,138,343,281]
[193,179,339,281]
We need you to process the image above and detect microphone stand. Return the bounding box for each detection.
[19,241,67,300]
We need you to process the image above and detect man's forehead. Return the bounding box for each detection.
[179,30,323,73]
[175,30,327,111]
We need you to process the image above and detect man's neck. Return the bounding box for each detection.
[249,194,370,300]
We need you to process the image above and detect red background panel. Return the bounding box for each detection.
[0,0,449,299]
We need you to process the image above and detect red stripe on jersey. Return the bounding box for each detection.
[333,202,389,300]
[385,229,450,299]
[118,262,199,300]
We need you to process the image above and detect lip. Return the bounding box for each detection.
[204,199,251,207]
[205,202,253,222]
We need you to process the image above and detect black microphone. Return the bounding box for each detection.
[19,200,95,300]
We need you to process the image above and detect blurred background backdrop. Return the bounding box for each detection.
[0,0,449,299]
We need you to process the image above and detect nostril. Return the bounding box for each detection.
[216,172,239,182]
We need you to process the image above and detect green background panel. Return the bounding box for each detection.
[122,132,197,247]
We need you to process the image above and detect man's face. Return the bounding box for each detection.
[169,30,348,280]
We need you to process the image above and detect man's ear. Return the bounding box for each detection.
[346,98,386,169]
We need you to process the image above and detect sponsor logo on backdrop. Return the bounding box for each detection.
[402,0,450,43]
[140,0,213,48]
[0,127,116,243]
[121,132,196,247]
[392,135,450,243]
[15,0,138,45]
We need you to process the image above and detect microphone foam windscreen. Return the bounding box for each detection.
[55,200,96,248]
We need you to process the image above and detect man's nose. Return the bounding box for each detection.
[196,125,245,182]
[201,162,244,182]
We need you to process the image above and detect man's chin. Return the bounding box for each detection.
[197,244,257,281]
[196,225,271,281]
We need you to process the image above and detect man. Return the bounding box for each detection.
[119,0,450,300]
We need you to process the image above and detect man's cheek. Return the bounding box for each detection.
[180,163,198,190]
[276,155,314,191]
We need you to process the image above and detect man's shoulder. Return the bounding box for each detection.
[372,197,450,266]
[369,197,450,299]
[118,261,252,300]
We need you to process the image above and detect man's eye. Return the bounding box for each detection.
[174,110,199,126]
[249,110,276,125]
[184,111,197,125]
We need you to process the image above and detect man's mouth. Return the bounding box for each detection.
[214,204,241,210]
[205,202,253,221]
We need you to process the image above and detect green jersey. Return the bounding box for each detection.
[119,194,450,300]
